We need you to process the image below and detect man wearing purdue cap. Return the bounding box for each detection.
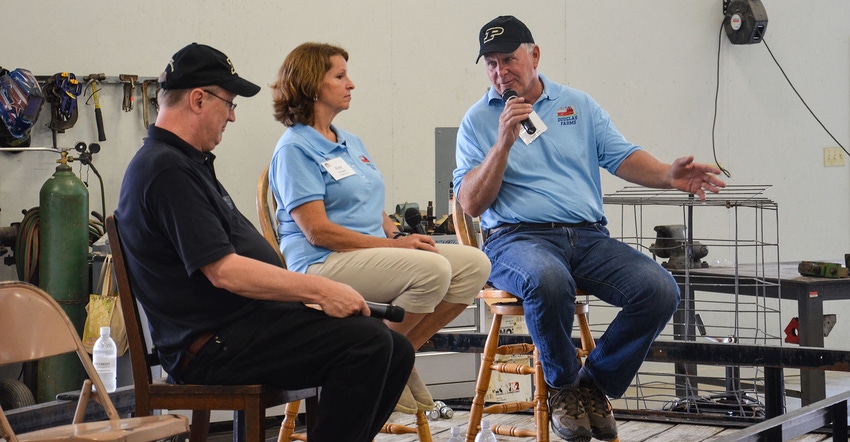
[116,43,413,441]
[454,16,726,442]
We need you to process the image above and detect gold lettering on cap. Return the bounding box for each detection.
[483,27,504,43]
[168,58,175,72]
[226,57,236,75]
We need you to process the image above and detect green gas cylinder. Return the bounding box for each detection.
[36,151,89,403]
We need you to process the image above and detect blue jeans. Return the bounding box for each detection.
[484,223,680,398]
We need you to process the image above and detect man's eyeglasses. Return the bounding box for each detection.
[202,90,237,111]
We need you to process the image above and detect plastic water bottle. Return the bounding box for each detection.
[447,182,454,216]
[474,419,497,442]
[92,326,117,392]
[447,426,465,442]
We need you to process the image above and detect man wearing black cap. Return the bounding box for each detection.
[115,43,414,441]
[454,16,726,442]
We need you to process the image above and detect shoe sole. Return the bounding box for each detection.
[550,420,591,442]
[590,424,618,440]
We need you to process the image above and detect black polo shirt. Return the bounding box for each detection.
[115,125,284,376]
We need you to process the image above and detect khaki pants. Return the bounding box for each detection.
[307,243,490,314]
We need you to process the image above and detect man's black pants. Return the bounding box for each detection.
[181,301,414,441]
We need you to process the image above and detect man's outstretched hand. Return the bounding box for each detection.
[669,156,727,200]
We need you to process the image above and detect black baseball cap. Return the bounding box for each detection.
[476,15,535,63]
[160,43,260,97]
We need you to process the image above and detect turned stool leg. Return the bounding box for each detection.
[466,312,503,442]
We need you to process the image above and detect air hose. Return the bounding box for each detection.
[14,206,105,283]
[15,208,39,283]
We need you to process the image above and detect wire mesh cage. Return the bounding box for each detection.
[600,184,782,419]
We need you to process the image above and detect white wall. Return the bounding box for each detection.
[2,1,849,329]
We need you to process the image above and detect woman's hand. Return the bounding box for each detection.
[392,233,438,253]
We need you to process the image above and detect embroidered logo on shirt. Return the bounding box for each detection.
[358,155,377,169]
[557,106,578,126]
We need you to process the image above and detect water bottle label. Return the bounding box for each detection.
[93,360,113,370]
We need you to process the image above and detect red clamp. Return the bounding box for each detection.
[784,317,799,344]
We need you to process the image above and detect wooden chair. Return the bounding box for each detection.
[452,198,596,442]
[256,165,433,442]
[106,215,319,442]
[0,281,190,441]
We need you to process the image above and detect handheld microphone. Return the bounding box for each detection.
[501,88,537,135]
[366,301,405,322]
[404,207,427,235]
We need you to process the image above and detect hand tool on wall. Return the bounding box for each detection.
[54,72,82,121]
[141,79,158,128]
[44,72,82,148]
[119,74,137,112]
[84,73,107,141]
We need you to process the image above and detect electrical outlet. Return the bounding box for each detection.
[824,147,845,167]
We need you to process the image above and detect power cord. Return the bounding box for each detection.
[711,19,732,178]
[711,22,848,177]
[762,38,847,155]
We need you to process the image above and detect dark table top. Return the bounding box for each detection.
[670,262,850,301]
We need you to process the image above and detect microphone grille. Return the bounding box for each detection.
[501,88,518,101]
[404,207,422,223]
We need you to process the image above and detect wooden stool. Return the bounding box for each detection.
[465,291,595,442]
[277,400,432,441]
[451,197,597,441]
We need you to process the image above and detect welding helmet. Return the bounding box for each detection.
[0,68,45,147]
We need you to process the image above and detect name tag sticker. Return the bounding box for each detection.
[322,157,356,180]
[519,110,547,145]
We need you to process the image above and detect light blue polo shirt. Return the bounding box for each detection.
[453,74,641,231]
[270,123,386,273]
